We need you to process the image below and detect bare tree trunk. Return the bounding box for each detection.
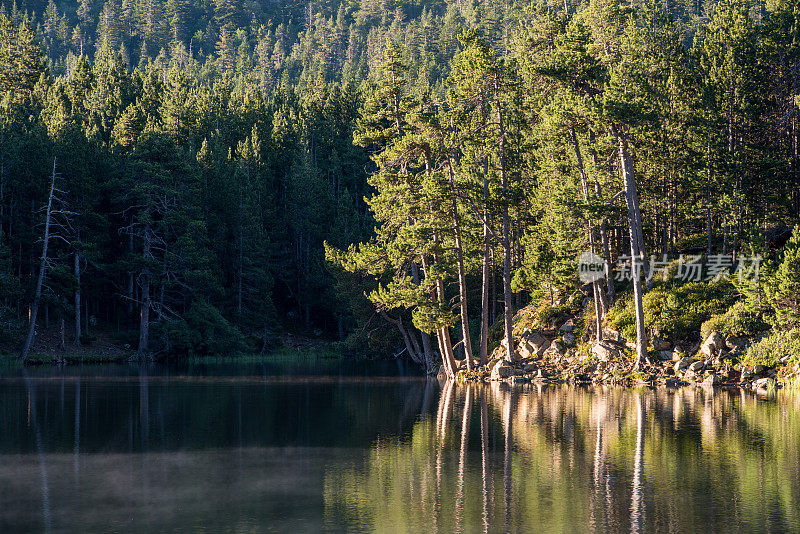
[20,158,57,362]
[480,93,491,367]
[74,251,81,345]
[447,159,474,370]
[412,262,437,373]
[59,316,65,352]
[498,106,515,362]
[571,127,604,343]
[137,228,151,357]
[613,125,648,368]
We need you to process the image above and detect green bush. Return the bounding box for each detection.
[700,301,770,340]
[743,329,800,368]
[607,293,637,342]
[607,279,738,342]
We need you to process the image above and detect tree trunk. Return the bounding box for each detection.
[137,228,151,357]
[613,125,647,368]
[412,262,437,373]
[447,159,474,370]
[480,92,491,367]
[74,252,81,345]
[498,106,514,362]
[570,127,605,342]
[20,158,57,362]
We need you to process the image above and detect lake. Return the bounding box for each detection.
[1,357,799,532]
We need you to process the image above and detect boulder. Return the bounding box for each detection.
[674,357,692,372]
[592,342,619,361]
[689,360,705,372]
[652,336,671,351]
[701,332,724,357]
[491,361,513,380]
[563,333,576,346]
[521,333,551,357]
[546,340,565,356]
[559,319,576,333]
[753,377,776,390]
[726,337,746,350]
[523,363,538,374]
[602,327,625,343]
[657,350,673,361]
[702,374,721,387]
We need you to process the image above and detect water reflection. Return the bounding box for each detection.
[324,383,800,532]
[2,369,800,532]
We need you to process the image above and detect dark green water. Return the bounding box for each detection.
[1,358,799,532]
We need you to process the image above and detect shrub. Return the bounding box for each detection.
[700,301,770,340]
[743,329,800,368]
[607,279,738,343]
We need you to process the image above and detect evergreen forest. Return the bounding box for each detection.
[2,0,800,371]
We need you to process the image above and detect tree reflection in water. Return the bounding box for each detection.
[3,374,800,532]
[323,382,800,532]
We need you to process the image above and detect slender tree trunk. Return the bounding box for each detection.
[498,106,514,362]
[447,159,474,370]
[571,127,604,342]
[74,251,81,345]
[412,262,437,373]
[20,158,57,362]
[137,228,151,357]
[613,125,647,368]
[480,95,491,367]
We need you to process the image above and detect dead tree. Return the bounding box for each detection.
[21,159,76,361]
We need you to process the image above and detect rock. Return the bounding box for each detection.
[671,349,685,362]
[674,356,692,372]
[726,337,746,350]
[559,319,575,333]
[653,336,671,351]
[683,369,697,381]
[592,342,619,361]
[689,360,705,372]
[546,340,565,356]
[563,333,576,346]
[702,374,721,387]
[523,363,538,373]
[491,361,513,380]
[701,332,724,357]
[753,377,776,390]
[726,369,741,382]
[510,375,528,385]
[520,333,551,357]
[603,327,626,343]
[657,350,673,361]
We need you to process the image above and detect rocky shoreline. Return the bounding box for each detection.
[447,314,798,392]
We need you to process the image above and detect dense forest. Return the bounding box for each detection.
[1,0,799,367]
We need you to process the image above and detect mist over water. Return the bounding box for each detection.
[1,361,798,532]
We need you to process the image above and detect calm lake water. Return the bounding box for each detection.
[1,357,799,532]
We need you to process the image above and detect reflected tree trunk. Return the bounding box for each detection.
[455,386,473,530]
[630,393,645,534]
[480,388,491,534]
[24,371,52,533]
